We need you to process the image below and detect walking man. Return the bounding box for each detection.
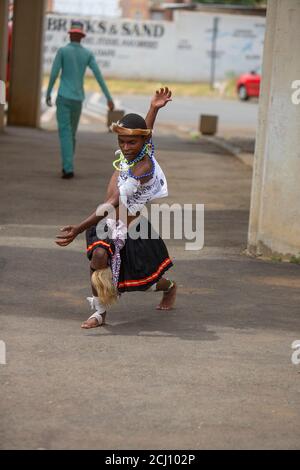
[46,20,115,179]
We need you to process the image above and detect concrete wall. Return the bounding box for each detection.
[43,11,265,82]
[248,0,300,258]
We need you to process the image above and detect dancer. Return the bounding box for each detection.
[56,87,177,328]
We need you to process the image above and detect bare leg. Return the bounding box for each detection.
[81,248,108,329]
[155,278,177,310]
[90,267,98,297]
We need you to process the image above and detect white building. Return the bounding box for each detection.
[52,0,121,17]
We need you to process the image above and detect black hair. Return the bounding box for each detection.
[119,113,147,129]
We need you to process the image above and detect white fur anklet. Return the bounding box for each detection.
[86,296,106,325]
[86,296,106,314]
[87,311,105,325]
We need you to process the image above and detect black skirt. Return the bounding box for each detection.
[86,220,173,292]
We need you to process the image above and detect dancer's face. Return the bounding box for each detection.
[118,135,147,160]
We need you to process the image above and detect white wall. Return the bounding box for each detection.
[43,10,265,82]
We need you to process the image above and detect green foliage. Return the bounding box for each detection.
[290,255,300,265]
[271,255,282,263]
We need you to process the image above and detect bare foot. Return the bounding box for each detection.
[81,312,106,329]
[156,282,177,310]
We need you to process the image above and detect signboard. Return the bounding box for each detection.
[43,11,265,82]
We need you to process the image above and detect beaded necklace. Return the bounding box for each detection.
[129,140,155,180]
[113,140,155,180]
[113,141,150,171]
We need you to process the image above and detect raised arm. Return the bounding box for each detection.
[145,87,172,130]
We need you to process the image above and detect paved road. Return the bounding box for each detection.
[114,94,259,135]
[1,127,300,449]
[41,90,258,136]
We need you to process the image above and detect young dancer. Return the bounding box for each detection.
[56,88,177,328]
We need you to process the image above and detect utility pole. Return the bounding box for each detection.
[210,16,219,90]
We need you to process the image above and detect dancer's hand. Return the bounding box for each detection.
[151,87,172,110]
[55,225,80,247]
[46,96,52,107]
[107,100,114,111]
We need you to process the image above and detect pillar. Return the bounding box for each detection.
[0,0,9,132]
[247,0,300,258]
[7,0,46,127]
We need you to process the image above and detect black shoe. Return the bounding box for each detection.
[62,170,74,179]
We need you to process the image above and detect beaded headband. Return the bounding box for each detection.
[110,121,152,136]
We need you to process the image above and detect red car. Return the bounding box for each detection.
[237,70,261,101]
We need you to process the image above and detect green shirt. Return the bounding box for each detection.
[46,42,112,102]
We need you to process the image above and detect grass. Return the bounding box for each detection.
[290,255,300,264]
[271,255,282,263]
[43,75,238,99]
[270,253,300,264]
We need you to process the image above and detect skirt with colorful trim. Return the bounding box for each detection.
[85,221,173,293]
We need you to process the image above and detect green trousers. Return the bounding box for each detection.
[56,95,82,173]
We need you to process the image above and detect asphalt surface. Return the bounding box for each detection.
[114,94,259,135]
[0,125,300,450]
[41,90,258,136]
